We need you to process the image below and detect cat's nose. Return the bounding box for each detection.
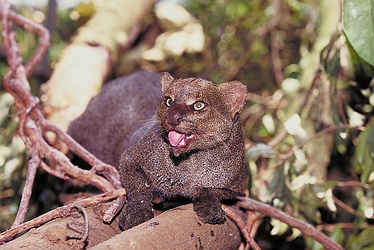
[167,112,184,127]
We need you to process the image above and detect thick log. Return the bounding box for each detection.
[1,204,241,249]
[91,204,242,250]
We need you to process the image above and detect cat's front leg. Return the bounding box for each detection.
[118,155,154,230]
[192,188,229,224]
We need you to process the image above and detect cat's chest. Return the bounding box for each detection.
[130,123,235,193]
[144,141,232,191]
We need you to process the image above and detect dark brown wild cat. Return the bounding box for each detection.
[68,71,247,230]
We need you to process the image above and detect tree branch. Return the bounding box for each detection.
[0,0,123,230]
[237,197,344,250]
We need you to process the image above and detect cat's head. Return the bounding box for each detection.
[156,72,247,157]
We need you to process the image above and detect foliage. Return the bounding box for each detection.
[181,0,374,248]
[0,92,27,230]
[182,0,309,91]
[343,0,374,67]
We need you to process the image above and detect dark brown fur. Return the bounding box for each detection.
[68,71,162,167]
[68,71,247,230]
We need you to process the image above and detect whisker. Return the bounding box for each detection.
[130,118,157,144]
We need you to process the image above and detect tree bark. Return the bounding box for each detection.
[2,204,241,249]
[91,204,242,250]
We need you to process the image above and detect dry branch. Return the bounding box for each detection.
[0,0,123,231]
[222,205,260,250]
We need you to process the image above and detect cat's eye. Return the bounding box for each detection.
[165,98,173,107]
[193,101,205,111]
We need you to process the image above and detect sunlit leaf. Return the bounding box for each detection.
[343,0,374,66]
[245,143,275,160]
[270,219,289,236]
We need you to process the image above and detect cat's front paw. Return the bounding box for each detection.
[119,208,153,230]
[193,202,226,224]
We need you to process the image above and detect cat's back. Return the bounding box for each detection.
[68,71,162,166]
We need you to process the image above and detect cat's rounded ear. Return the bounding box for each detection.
[219,81,247,118]
[160,72,174,92]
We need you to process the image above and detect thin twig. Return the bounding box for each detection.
[262,124,365,174]
[221,0,284,83]
[11,156,40,228]
[25,118,115,192]
[222,205,261,250]
[332,195,358,217]
[221,45,253,83]
[67,205,89,250]
[336,180,371,190]
[296,68,322,115]
[39,161,71,180]
[269,0,283,87]
[316,222,368,232]
[237,197,344,250]
[103,196,126,223]
[5,7,50,76]
[41,119,121,182]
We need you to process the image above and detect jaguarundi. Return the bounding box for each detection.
[68,71,247,230]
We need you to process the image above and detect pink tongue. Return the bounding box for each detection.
[168,130,186,147]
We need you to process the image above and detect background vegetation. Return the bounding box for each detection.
[1,0,374,249]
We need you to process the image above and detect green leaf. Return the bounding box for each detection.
[330,227,344,246]
[361,149,374,183]
[355,128,370,165]
[367,124,374,158]
[346,226,374,250]
[354,118,374,182]
[343,0,374,66]
[345,36,373,88]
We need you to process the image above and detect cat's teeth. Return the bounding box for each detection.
[179,140,186,146]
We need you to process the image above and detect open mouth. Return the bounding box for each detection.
[168,130,194,148]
